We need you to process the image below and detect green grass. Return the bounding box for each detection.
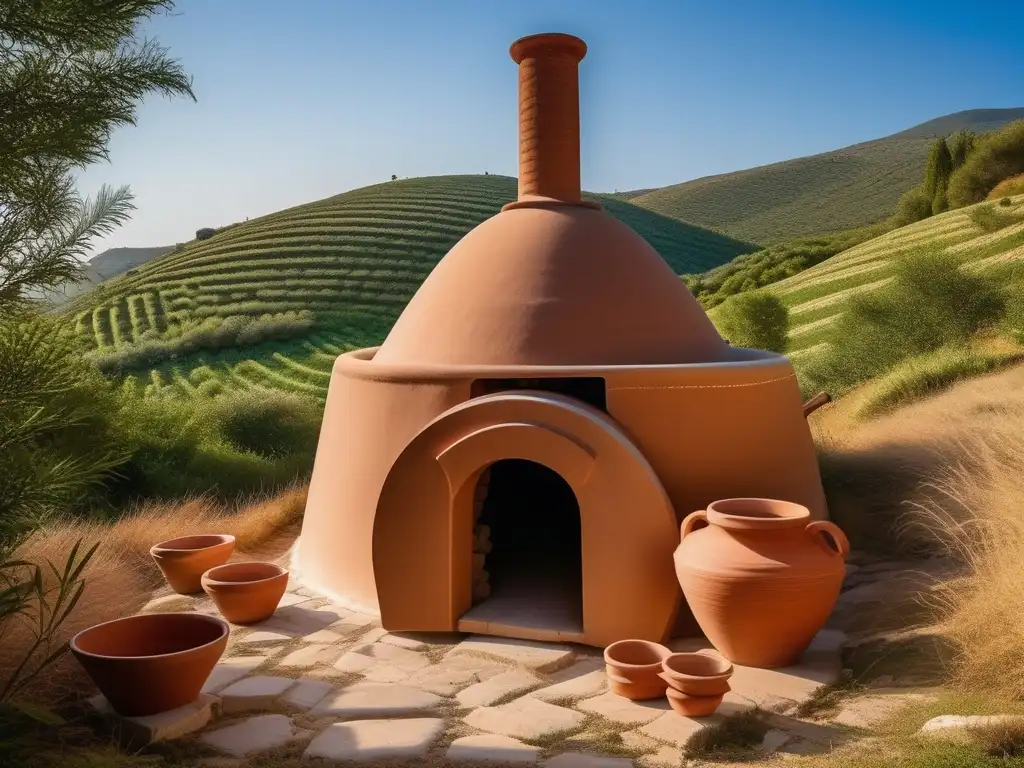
[625,109,1024,245]
[62,174,755,401]
[769,194,1024,359]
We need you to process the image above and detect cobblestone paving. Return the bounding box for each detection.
[87,552,947,765]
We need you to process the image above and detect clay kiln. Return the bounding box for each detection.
[295,32,828,649]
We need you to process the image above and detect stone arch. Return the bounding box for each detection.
[372,391,680,648]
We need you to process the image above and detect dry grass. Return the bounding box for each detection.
[0,483,306,704]
[987,176,1024,200]
[814,363,1024,700]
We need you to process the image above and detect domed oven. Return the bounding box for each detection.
[294,33,827,648]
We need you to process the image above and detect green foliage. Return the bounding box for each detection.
[203,389,321,459]
[712,291,789,352]
[893,185,934,227]
[801,250,1007,395]
[1000,197,1014,207]
[0,538,98,703]
[949,129,977,170]
[0,314,127,545]
[968,203,1024,233]
[195,228,216,241]
[923,137,953,202]
[0,0,194,310]
[684,224,886,308]
[1004,286,1024,343]
[948,120,1024,207]
[89,310,316,374]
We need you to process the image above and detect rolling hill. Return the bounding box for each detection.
[62,174,755,401]
[624,108,1024,246]
[765,193,1024,360]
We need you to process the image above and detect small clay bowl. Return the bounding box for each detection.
[659,651,733,696]
[201,562,289,624]
[603,639,671,700]
[665,687,724,718]
[71,612,229,717]
[150,534,235,595]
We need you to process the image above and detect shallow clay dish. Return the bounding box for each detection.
[659,651,733,696]
[150,534,235,595]
[665,687,724,718]
[201,561,289,624]
[71,612,229,717]
[603,639,671,700]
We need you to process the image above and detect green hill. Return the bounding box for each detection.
[62,174,755,401]
[625,108,1024,246]
[767,193,1024,361]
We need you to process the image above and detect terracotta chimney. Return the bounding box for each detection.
[509,33,587,204]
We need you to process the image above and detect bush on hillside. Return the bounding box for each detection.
[89,310,316,374]
[205,389,322,459]
[712,291,789,353]
[892,185,933,227]
[800,249,1006,394]
[988,173,1024,200]
[683,225,887,309]
[195,227,216,241]
[968,203,1024,233]
[948,129,977,171]
[948,120,1024,207]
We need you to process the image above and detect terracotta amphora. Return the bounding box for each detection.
[71,612,229,717]
[150,534,235,594]
[202,562,289,624]
[603,639,671,700]
[673,498,849,668]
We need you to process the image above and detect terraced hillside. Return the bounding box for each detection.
[626,108,1024,245]
[63,174,755,401]
[772,194,1024,362]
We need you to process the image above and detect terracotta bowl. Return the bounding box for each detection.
[665,687,724,718]
[150,534,235,595]
[201,561,289,624]
[603,639,671,700]
[659,651,733,696]
[71,612,229,717]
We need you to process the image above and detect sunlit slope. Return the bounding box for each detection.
[64,174,755,400]
[775,195,1024,361]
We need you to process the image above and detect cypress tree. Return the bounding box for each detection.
[949,130,977,171]
[924,138,954,203]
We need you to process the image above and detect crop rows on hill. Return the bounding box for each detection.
[775,195,1024,355]
[65,174,755,399]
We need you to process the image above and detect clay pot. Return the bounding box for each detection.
[150,534,235,594]
[665,687,724,718]
[659,652,733,696]
[201,562,289,624]
[603,639,671,700]
[673,498,849,668]
[70,612,229,717]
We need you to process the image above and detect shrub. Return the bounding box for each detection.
[948,120,1024,207]
[892,185,933,227]
[988,173,1024,200]
[967,202,1024,233]
[801,249,1006,395]
[195,227,216,241]
[204,389,322,459]
[1000,196,1013,207]
[711,291,789,352]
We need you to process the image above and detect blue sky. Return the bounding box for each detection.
[79,0,1024,254]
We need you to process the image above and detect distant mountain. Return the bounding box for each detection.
[622,107,1024,245]
[34,245,174,307]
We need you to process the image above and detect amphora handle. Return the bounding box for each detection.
[680,510,709,541]
[805,520,850,558]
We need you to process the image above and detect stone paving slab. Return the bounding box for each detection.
[304,718,446,761]
[446,734,542,763]
[280,678,334,711]
[456,669,542,708]
[466,696,588,740]
[88,693,219,748]
[201,656,267,694]
[219,676,296,714]
[531,659,608,702]
[578,692,671,725]
[449,635,578,673]
[200,713,304,757]
[311,682,442,718]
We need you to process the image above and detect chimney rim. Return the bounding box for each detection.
[509,32,587,64]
